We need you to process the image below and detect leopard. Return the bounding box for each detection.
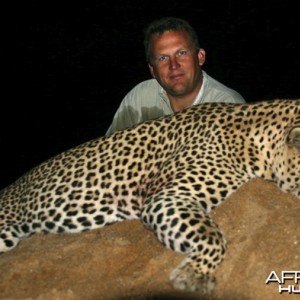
[0,99,299,293]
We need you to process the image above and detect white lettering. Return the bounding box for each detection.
[293,286,300,293]
[279,285,293,294]
[295,272,300,284]
[266,271,281,284]
[279,285,300,294]
[282,271,295,283]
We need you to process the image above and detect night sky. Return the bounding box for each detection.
[4,0,300,189]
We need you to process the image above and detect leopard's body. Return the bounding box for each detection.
[0,99,299,292]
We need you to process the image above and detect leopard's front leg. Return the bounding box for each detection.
[141,191,227,293]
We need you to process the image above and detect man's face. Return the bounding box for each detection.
[148,30,205,97]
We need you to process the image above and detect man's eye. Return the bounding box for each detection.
[177,50,188,57]
[158,56,168,62]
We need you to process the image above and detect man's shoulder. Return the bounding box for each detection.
[131,78,161,92]
[122,79,162,106]
[203,71,245,103]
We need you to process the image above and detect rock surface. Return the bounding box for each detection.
[1,178,299,300]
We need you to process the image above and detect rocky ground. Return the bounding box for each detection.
[1,178,299,300]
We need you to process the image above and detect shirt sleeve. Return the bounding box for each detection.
[211,90,246,104]
[105,92,142,135]
[202,72,246,104]
[105,79,170,135]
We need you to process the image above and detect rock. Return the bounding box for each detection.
[0,179,299,300]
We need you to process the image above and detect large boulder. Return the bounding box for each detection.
[0,178,299,300]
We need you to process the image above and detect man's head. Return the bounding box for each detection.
[143,17,200,63]
[143,17,205,109]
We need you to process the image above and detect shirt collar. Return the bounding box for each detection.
[193,70,207,105]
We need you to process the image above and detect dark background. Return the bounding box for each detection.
[3,0,299,189]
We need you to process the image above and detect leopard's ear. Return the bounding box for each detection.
[287,127,300,149]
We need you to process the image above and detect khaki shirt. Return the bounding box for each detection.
[106,71,245,135]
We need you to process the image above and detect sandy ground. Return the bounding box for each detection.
[0,178,299,300]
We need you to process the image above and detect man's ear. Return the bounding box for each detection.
[148,63,155,78]
[198,48,206,66]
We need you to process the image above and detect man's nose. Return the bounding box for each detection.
[169,57,180,69]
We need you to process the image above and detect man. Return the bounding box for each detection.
[106,17,245,135]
